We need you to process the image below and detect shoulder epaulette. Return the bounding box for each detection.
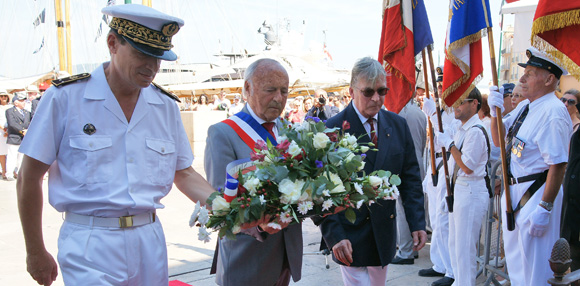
[152,82,181,102]
[51,73,91,87]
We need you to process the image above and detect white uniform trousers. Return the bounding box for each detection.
[339,265,387,286]
[6,143,22,177]
[501,186,562,286]
[396,195,414,259]
[57,217,168,286]
[448,177,489,286]
[425,169,454,278]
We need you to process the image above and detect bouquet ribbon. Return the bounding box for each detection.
[223,158,257,202]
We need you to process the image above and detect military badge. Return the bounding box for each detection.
[83,123,96,135]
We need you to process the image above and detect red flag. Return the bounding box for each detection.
[532,1,580,81]
[378,0,415,114]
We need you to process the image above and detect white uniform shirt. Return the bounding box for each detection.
[449,114,488,178]
[19,63,193,217]
[502,92,572,204]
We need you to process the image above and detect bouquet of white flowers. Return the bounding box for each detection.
[191,117,401,241]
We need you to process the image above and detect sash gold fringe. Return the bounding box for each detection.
[531,9,580,81]
[531,9,580,35]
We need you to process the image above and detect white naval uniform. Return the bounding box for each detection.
[423,111,459,278]
[19,63,193,285]
[499,92,572,286]
[447,114,489,286]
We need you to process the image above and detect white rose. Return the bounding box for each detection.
[312,133,330,149]
[211,196,230,214]
[346,134,358,146]
[243,177,262,196]
[327,172,346,194]
[368,176,383,188]
[354,182,364,195]
[358,161,366,171]
[278,178,306,204]
[287,141,302,157]
[360,146,369,153]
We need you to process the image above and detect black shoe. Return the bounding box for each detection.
[431,277,454,286]
[390,256,414,265]
[418,268,445,277]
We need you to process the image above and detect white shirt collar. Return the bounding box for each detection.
[352,102,378,125]
[461,114,481,131]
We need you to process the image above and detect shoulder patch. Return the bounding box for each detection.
[51,73,91,87]
[152,82,181,102]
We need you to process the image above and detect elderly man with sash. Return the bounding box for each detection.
[205,58,302,286]
[488,47,572,286]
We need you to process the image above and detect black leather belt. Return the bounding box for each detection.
[508,171,547,185]
[512,170,549,214]
[435,152,450,159]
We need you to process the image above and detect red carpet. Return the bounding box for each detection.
[169,280,192,286]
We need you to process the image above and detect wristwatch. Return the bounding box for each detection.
[539,200,553,211]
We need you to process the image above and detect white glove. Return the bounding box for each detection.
[488,86,505,117]
[528,205,551,237]
[422,97,437,117]
[435,131,453,150]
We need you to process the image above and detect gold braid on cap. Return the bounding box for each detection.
[110,17,179,51]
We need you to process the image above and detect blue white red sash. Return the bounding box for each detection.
[222,111,278,150]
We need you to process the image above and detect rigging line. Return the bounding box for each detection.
[214,0,246,56]
[185,0,213,64]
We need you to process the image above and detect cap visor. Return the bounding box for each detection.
[123,36,177,61]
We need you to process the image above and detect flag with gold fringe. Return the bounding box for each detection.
[442,0,492,107]
[378,0,433,113]
[531,1,580,81]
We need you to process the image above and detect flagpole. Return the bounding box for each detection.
[487,26,515,231]
[422,49,437,183]
[427,45,454,213]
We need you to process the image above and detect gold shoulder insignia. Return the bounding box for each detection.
[152,82,181,102]
[51,73,91,87]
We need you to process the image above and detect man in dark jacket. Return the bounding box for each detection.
[317,57,427,285]
[6,92,31,180]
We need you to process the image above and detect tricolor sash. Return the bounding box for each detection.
[222,111,278,149]
[221,112,277,200]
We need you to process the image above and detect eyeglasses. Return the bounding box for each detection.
[460,99,475,105]
[357,87,389,97]
[503,93,512,98]
[510,93,523,98]
[561,97,577,105]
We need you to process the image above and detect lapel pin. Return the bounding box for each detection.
[83,123,96,135]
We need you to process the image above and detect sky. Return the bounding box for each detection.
[1,0,510,89]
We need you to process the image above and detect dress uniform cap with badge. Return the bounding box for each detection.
[102,4,184,61]
[502,83,515,97]
[12,92,27,103]
[518,47,568,80]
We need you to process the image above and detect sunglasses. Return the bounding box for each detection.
[357,87,389,97]
[561,98,577,105]
[510,93,523,98]
[460,98,475,105]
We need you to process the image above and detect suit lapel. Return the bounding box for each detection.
[375,111,392,167]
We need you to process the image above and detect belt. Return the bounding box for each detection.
[65,212,156,228]
[507,171,547,185]
[435,152,451,159]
